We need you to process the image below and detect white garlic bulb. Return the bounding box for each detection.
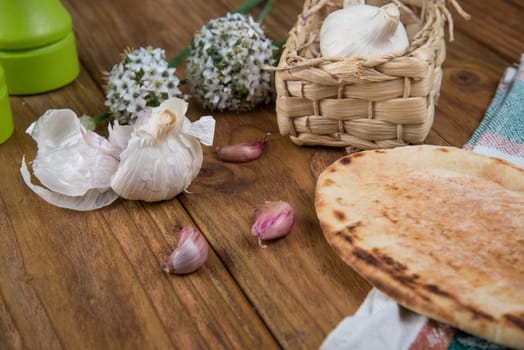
[320,1,409,60]
[111,98,214,202]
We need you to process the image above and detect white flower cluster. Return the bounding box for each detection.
[186,13,276,112]
[105,47,183,124]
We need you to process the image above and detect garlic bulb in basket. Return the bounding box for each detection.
[320,1,409,60]
[111,98,214,201]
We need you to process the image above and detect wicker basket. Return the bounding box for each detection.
[274,0,468,151]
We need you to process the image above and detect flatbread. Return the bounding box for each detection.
[314,145,524,349]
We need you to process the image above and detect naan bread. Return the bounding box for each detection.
[315,145,524,349]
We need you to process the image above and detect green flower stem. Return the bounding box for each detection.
[234,0,265,14]
[168,0,267,68]
[275,38,286,48]
[257,0,275,23]
[169,47,190,68]
[94,112,110,124]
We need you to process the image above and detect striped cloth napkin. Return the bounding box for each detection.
[321,54,524,350]
[463,53,524,168]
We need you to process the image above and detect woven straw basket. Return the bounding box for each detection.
[274,0,468,151]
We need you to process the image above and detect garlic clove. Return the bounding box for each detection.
[251,200,295,248]
[162,226,209,275]
[216,133,270,163]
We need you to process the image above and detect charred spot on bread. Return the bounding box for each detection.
[339,157,351,165]
[381,254,407,272]
[352,248,380,266]
[334,209,346,221]
[424,284,452,297]
[382,211,398,224]
[346,221,362,233]
[336,231,354,244]
[322,178,335,186]
[504,314,524,330]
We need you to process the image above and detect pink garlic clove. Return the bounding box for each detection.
[251,200,294,248]
[216,133,270,163]
[162,226,209,274]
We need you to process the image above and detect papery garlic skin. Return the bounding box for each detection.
[20,109,120,211]
[110,97,215,202]
[251,201,295,247]
[162,226,209,275]
[27,109,120,195]
[108,121,133,151]
[320,3,409,60]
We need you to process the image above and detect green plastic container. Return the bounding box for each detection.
[0,0,79,95]
[0,63,14,143]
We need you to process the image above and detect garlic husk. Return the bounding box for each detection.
[26,109,120,196]
[162,226,209,275]
[20,109,120,211]
[21,158,120,211]
[108,121,133,151]
[110,97,215,202]
[251,201,295,247]
[320,3,409,60]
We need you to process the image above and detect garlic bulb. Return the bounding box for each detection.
[21,97,215,211]
[320,1,409,60]
[110,98,214,201]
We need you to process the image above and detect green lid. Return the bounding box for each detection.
[0,60,4,85]
[0,0,79,95]
[0,32,79,95]
[0,63,14,144]
[0,0,72,50]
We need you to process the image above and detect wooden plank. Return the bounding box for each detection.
[453,0,524,62]
[1,0,521,349]
[100,199,280,348]
[1,53,278,350]
[51,1,372,345]
[434,30,512,146]
[180,109,371,348]
[0,186,62,350]
[1,96,176,349]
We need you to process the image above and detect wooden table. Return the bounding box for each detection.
[1,1,523,349]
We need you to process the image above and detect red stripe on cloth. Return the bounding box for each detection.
[409,319,455,350]
[475,133,524,157]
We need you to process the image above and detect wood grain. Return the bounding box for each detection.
[0,0,522,349]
